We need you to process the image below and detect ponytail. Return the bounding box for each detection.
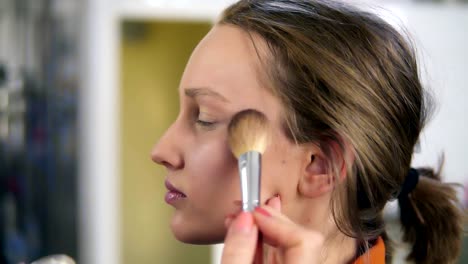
[219,1,465,262]
[399,162,465,264]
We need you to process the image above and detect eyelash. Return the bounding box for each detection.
[194,108,216,128]
[196,119,215,127]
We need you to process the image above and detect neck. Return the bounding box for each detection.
[321,232,357,264]
[282,193,357,264]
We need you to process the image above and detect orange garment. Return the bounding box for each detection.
[353,236,385,264]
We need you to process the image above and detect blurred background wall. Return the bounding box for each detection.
[0,0,467,264]
[120,20,212,263]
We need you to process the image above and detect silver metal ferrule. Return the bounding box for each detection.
[238,151,261,212]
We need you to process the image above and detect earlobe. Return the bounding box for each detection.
[298,136,354,198]
[299,173,335,198]
[299,154,335,198]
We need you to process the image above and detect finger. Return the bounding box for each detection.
[253,206,315,249]
[253,233,263,264]
[224,206,242,229]
[266,195,281,212]
[221,212,258,264]
[224,214,236,228]
[226,212,264,264]
[263,197,281,263]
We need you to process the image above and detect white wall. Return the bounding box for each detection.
[375,4,468,264]
[80,0,120,263]
[405,5,468,188]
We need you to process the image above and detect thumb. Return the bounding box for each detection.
[221,212,258,264]
[254,206,324,250]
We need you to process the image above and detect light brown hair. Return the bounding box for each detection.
[219,0,464,263]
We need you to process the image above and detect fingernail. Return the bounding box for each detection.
[233,212,253,233]
[255,207,271,217]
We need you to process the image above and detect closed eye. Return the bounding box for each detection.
[196,119,215,127]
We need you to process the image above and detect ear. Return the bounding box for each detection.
[298,150,333,198]
[298,140,352,198]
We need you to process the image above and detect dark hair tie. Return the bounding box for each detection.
[398,168,424,226]
[398,168,419,199]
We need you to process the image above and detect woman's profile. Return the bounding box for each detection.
[151,1,464,263]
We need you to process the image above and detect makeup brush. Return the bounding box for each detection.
[228,109,270,212]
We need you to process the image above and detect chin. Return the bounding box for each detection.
[170,217,226,244]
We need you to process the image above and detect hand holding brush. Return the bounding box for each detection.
[222,109,323,264]
[221,196,324,264]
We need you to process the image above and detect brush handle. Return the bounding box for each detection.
[238,151,261,212]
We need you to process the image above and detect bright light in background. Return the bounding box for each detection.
[144,0,166,7]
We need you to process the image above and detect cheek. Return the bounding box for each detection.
[260,138,303,203]
[169,136,242,244]
[185,137,240,201]
[188,138,236,176]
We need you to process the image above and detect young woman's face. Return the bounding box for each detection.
[151,25,308,244]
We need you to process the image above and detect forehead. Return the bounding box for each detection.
[179,24,277,111]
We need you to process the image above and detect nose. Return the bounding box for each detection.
[151,123,185,170]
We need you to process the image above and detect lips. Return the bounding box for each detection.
[164,179,187,204]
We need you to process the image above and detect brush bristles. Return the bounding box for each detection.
[228,109,271,158]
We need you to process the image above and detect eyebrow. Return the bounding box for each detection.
[184,87,230,103]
